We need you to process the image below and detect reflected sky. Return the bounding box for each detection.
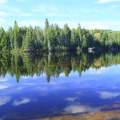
[0,64,120,120]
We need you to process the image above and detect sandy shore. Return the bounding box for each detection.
[41,111,120,120]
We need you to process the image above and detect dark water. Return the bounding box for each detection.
[0,52,120,120]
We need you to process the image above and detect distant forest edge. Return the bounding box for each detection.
[0,19,120,53]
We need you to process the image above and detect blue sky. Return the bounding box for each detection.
[0,0,120,30]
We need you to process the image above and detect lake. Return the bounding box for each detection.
[0,52,120,120]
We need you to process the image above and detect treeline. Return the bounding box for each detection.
[1,52,120,81]
[0,19,120,52]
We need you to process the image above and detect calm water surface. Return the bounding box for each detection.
[0,53,120,120]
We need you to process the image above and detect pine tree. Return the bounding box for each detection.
[13,21,19,50]
[22,28,32,51]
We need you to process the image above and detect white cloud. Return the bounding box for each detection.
[32,4,60,17]
[0,85,8,90]
[0,0,7,5]
[19,13,32,17]
[0,96,11,106]
[0,5,32,18]
[0,18,6,25]
[19,20,44,28]
[0,11,7,17]
[65,97,77,102]
[99,91,120,99]
[33,4,58,13]
[64,104,100,114]
[97,0,120,3]
[13,98,31,106]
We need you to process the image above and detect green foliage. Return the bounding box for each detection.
[22,28,32,50]
[13,21,19,49]
[0,19,120,52]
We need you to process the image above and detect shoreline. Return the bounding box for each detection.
[42,111,120,120]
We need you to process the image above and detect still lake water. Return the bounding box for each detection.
[0,52,120,120]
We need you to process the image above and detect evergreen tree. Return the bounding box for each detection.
[13,21,19,50]
[22,28,32,51]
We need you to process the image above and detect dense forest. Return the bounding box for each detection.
[0,52,120,81]
[0,19,120,52]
